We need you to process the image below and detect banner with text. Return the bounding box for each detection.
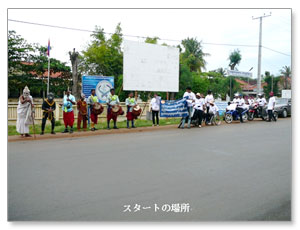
[160,98,188,117]
[82,76,114,103]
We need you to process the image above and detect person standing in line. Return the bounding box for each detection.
[150,93,160,126]
[88,89,99,131]
[41,92,56,135]
[193,93,205,128]
[204,90,214,124]
[180,86,196,129]
[267,92,277,122]
[16,86,35,137]
[61,89,76,133]
[125,92,137,128]
[77,93,88,131]
[106,88,120,129]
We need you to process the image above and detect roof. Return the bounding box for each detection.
[20,61,68,79]
[235,78,267,91]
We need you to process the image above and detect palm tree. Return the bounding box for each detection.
[181,37,209,72]
[228,49,242,70]
[280,66,291,89]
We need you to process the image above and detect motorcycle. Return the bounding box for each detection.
[224,103,248,124]
[248,102,278,121]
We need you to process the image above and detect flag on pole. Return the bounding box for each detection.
[47,39,50,56]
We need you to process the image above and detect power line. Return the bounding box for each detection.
[8,18,290,56]
[262,46,291,56]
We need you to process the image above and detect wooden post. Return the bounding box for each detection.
[135,91,138,100]
[166,92,169,100]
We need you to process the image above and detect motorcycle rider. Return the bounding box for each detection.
[193,93,205,127]
[237,94,245,123]
[256,93,267,117]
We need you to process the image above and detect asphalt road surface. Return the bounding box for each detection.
[8,118,292,221]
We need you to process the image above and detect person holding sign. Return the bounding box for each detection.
[150,93,160,126]
[180,87,196,129]
[125,92,137,128]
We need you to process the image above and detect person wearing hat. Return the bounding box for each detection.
[41,92,56,135]
[193,93,205,127]
[204,90,214,124]
[61,89,76,133]
[267,92,277,122]
[77,93,88,131]
[208,100,219,121]
[16,86,35,137]
[107,88,120,129]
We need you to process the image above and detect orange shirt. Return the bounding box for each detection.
[77,100,87,115]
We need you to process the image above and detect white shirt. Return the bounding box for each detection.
[248,99,255,106]
[267,96,276,110]
[209,105,219,115]
[193,98,205,110]
[257,98,267,106]
[237,98,245,108]
[150,97,160,111]
[183,92,196,107]
[205,94,214,107]
[233,98,240,104]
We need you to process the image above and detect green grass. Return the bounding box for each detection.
[8,118,181,136]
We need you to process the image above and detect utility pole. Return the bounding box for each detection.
[252,12,271,95]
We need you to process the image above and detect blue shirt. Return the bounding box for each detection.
[63,94,76,112]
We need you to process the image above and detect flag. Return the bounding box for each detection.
[47,39,50,56]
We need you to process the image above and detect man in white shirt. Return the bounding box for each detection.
[232,93,240,104]
[193,93,205,127]
[150,93,160,126]
[204,90,214,124]
[180,87,196,129]
[248,96,255,106]
[256,93,267,117]
[267,92,277,122]
[237,94,245,123]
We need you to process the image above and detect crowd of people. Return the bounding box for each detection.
[178,87,277,129]
[15,85,277,137]
[16,86,146,137]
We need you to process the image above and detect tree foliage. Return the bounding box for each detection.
[180,38,209,73]
[228,49,242,70]
[8,30,71,98]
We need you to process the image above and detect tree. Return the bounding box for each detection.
[263,71,280,97]
[69,48,80,99]
[144,37,159,44]
[228,49,242,70]
[180,37,209,72]
[280,66,291,89]
[8,30,71,98]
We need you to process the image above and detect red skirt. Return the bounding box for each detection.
[107,108,117,121]
[63,111,74,127]
[90,112,98,124]
[126,111,136,121]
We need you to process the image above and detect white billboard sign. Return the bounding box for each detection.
[281,90,291,98]
[227,70,252,78]
[123,40,179,92]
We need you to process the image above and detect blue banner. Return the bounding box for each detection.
[82,76,114,103]
[214,101,228,116]
[160,98,189,117]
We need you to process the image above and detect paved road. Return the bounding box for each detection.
[8,119,292,221]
